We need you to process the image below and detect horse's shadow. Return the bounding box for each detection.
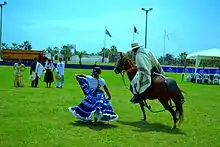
[117,120,186,135]
[69,121,118,131]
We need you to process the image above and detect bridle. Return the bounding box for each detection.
[115,59,131,91]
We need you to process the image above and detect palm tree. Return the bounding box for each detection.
[76,50,87,65]
[12,43,18,50]
[164,53,175,65]
[100,47,110,62]
[52,47,59,60]
[60,45,73,63]
[18,44,24,50]
[1,43,8,50]
[109,45,118,62]
[177,52,188,66]
[23,41,32,50]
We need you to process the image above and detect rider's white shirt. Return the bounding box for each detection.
[86,75,105,91]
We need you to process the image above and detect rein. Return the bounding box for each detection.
[120,71,130,90]
[143,100,176,113]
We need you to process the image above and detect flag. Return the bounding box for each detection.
[105,29,112,37]
[134,26,138,34]
[166,34,169,40]
[164,30,170,41]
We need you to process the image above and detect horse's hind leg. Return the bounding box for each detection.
[171,95,184,127]
[159,99,178,129]
[139,101,147,121]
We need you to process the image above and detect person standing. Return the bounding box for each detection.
[13,59,26,87]
[56,57,65,88]
[30,58,44,88]
[44,58,55,88]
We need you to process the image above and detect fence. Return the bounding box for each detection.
[1,61,220,74]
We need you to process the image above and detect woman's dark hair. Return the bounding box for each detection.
[92,67,101,75]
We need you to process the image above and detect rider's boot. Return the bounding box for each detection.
[130,94,152,108]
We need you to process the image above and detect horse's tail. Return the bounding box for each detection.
[175,87,185,127]
[165,78,185,127]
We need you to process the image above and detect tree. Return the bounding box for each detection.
[157,56,164,64]
[177,52,188,66]
[98,47,116,62]
[164,53,175,65]
[60,44,74,63]
[109,45,118,62]
[53,47,59,60]
[75,50,88,65]
[0,43,8,58]
[98,48,108,62]
[11,43,18,50]
[18,44,24,50]
[1,43,8,50]
[18,41,32,50]
[23,41,32,50]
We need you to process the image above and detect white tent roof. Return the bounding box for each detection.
[185,48,220,73]
[187,48,220,60]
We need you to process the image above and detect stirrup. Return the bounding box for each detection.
[130,97,140,103]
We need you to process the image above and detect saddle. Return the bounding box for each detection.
[151,69,181,99]
[151,67,165,79]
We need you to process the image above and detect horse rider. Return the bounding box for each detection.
[129,42,166,107]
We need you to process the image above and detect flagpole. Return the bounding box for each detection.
[133,26,136,42]
[104,27,107,48]
[133,32,135,42]
[103,27,107,62]
[163,29,166,64]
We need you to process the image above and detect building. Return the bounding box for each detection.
[70,55,109,63]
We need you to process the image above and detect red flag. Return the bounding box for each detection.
[134,26,138,34]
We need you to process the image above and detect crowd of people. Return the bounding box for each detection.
[12,42,166,123]
[13,57,65,88]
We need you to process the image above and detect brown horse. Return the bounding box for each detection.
[114,53,185,129]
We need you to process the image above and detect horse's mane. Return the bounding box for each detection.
[123,55,135,67]
[122,54,137,78]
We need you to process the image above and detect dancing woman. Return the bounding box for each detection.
[68,67,119,122]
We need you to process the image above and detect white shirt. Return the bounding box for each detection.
[45,62,55,69]
[56,62,65,75]
[85,75,105,91]
[35,62,44,77]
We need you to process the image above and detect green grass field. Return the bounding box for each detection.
[0,66,219,147]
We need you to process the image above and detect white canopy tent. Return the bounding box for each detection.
[186,48,220,73]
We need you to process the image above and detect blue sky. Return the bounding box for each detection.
[2,0,220,57]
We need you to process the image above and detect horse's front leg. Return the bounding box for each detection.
[139,101,147,121]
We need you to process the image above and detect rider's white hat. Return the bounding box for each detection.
[130,42,142,50]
